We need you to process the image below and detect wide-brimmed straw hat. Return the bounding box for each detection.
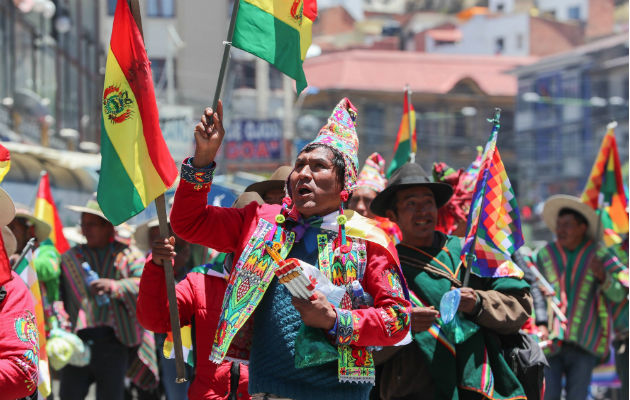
[134,218,166,253]
[370,162,454,217]
[232,191,264,209]
[245,166,292,197]
[542,194,601,240]
[13,205,52,243]
[66,195,108,222]
[2,226,17,256]
[0,187,15,226]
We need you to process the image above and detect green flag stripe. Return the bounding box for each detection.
[387,140,412,177]
[98,119,146,225]
[232,0,307,93]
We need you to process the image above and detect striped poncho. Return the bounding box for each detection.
[59,242,145,347]
[536,239,626,359]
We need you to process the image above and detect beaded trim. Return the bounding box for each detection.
[181,157,216,190]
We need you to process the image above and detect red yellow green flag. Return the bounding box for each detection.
[232,0,317,94]
[0,143,10,183]
[387,90,417,177]
[581,122,629,245]
[98,0,177,225]
[34,172,70,254]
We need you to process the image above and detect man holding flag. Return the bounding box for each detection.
[370,161,532,400]
[537,195,627,400]
[535,122,629,400]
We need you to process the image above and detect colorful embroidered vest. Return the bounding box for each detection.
[210,211,402,384]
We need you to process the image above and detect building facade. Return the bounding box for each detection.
[512,33,628,204]
[1,0,103,150]
[302,50,536,178]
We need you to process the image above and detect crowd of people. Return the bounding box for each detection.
[0,97,628,400]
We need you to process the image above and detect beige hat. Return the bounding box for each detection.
[13,205,52,243]
[2,226,17,256]
[66,195,108,222]
[542,194,601,240]
[232,191,264,209]
[0,187,15,226]
[245,166,292,197]
[134,218,169,253]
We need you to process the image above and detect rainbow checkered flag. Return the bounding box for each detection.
[163,325,194,367]
[581,122,629,246]
[461,112,524,279]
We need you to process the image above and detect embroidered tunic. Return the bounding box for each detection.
[170,178,410,398]
[59,241,145,347]
[536,239,626,359]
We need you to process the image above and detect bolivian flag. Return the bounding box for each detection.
[581,122,629,245]
[387,91,417,177]
[98,0,177,225]
[34,172,70,253]
[232,0,317,94]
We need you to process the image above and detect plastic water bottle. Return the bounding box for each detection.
[81,262,110,306]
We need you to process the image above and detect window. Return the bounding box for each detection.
[568,6,580,20]
[233,61,256,89]
[149,58,166,87]
[495,37,504,54]
[107,0,117,15]
[269,66,283,91]
[147,0,175,17]
[363,104,384,147]
[516,34,523,50]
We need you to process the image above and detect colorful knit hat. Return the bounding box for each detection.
[357,152,387,193]
[305,98,360,192]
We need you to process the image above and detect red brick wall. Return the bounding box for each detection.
[312,6,356,36]
[529,17,584,57]
[586,0,614,39]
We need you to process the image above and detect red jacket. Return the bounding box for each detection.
[137,259,250,400]
[0,271,39,400]
[170,179,410,351]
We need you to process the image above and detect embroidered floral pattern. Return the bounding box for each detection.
[382,268,404,299]
[14,311,39,392]
[379,305,409,337]
[336,309,354,345]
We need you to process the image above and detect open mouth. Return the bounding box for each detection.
[297,185,313,196]
[414,219,432,227]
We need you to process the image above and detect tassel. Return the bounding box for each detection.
[337,190,351,254]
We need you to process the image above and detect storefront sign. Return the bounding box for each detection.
[225,119,283,162]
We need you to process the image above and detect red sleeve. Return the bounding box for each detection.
[0,273,39,400]
[334,241,410,347]
[136,257,197,333]
[170,180,259,253]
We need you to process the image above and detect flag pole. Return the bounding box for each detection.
[462,108,501,287]
[406,85,415,164]
[12,238,36,270]
[31,170,46,209]
[128,0,187,382]
[211,0,241,113]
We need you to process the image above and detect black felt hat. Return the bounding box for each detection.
[370,162,454,217]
